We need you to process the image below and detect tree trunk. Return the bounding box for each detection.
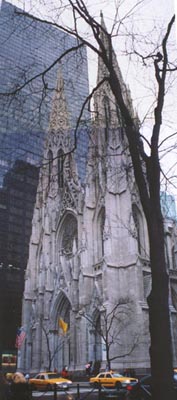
[147,197,175,400]
[106,345,111,370]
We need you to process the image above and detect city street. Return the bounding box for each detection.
[32,385,98,400]
[31,384,127,400]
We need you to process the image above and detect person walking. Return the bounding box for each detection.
[0,371,11,400]
[61,366,69,379]
[85,361,92,377]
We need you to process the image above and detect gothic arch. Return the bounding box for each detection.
[57,211,78,258]
[35,239,45,291]
[47,149,53,185]
[92,308,102,364]
[50,290,71,331]
[132,203,146,257]
[97,207,105,260]
[57,148,64,188]
[56,211,80,291]
[50,291,72,371]
[87,294,103,366]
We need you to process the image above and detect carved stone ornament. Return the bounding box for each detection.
[107,156,127,195]
[60,185,76,216]
[46,130,71,153]
[109,128,121,151]
[49,174,58,199]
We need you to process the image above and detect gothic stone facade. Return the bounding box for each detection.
[19,20,177,375]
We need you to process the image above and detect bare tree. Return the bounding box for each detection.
[79,298,141,372]
[1,1,177,399]
[42,322,67,372]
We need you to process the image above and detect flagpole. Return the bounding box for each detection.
[16,349,20,371]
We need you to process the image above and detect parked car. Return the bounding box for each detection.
[126,373,177,399]
[29,372,72,391]
[90,371,138,389]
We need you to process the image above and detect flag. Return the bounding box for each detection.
[58,318,68,334]
[15,327,26,349]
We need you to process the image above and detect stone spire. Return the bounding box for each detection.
[95,12,135,127]
[97,12,124,88]
[92,13,133,195]
[49,67,70,133]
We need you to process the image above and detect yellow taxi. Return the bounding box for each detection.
[29,372,72,391]
[90,371,138,389]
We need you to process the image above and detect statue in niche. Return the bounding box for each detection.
[60,215,78,284]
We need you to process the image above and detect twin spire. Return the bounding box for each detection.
[48,13,134,136]
[49,68,70,133]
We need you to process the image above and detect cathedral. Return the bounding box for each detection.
[19,16,177,376]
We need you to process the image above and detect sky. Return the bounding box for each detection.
[1,0,177,203]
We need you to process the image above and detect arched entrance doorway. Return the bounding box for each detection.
[51,292,71,373]
[88,309,102,374]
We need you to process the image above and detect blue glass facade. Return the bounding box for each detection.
[0,0,90,185]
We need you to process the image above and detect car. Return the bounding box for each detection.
[126,373,177,399]
[29,372,72,391]
[90,371,138,389]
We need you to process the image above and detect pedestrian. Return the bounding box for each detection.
[6,372,13,383]
[10,372,31,400]
[85,361,92,377]
[0,370,11,400]
[61,366,69,379]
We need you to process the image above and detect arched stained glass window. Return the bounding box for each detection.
[132,204,145,256]
[61,214,78,258]
[97,207,105,259]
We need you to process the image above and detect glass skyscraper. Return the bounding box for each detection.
[0,0,89,359]
[0,0,89,184]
